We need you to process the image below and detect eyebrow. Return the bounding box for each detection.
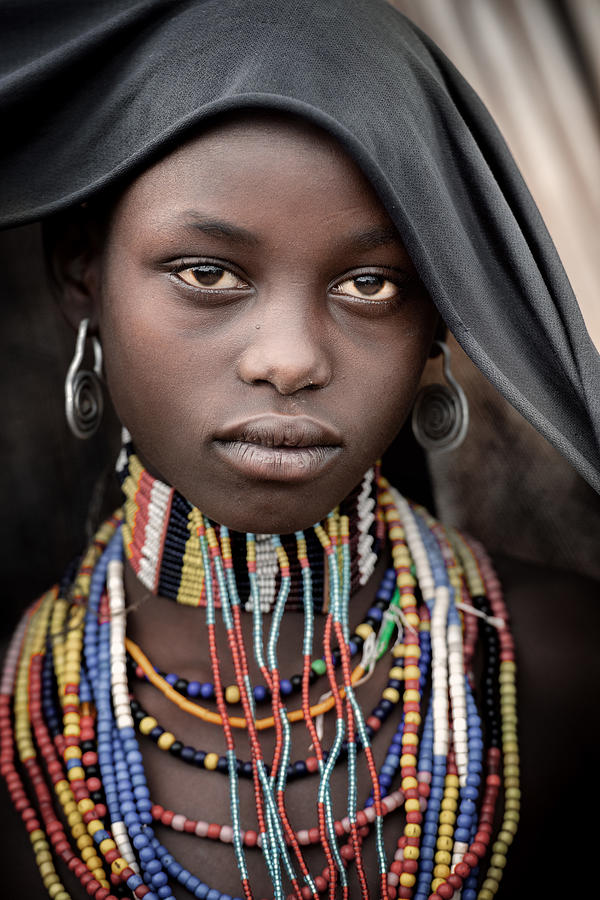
[176,212,260,246]
[347,225,403,250]
[174,213,401,252]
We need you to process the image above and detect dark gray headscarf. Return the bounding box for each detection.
[2,0,599,490]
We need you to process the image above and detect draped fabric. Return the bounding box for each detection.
[393,0,600,351]
[389,0,600,578]
[1,0,599,492]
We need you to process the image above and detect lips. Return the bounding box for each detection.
[213,415,342,482]
[217,415,342,448]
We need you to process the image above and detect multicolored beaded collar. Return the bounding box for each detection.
[1,469,519,900]
[116,433,383,612]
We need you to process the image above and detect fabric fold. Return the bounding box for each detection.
[1,0,598,488]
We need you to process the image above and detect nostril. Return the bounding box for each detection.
[237,340,332,394]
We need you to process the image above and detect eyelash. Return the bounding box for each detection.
[168,259,412,305]
[169,260,249,291]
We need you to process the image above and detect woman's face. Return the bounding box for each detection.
[93,113,438,533]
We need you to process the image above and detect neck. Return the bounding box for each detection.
[123,544,391,686]
[117,441,385,614]
[116,440,389,684]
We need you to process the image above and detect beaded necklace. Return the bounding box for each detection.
[116,436,383,612]
[1,464,519,900]
[126,566,396,708]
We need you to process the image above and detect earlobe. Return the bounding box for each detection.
[412,338,469,452]
[42,211,103,332]
[64,316,105,439]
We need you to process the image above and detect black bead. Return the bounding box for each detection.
[169,741,184,757]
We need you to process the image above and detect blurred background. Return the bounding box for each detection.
[1,0,599,639]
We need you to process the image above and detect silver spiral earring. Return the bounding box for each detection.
[411,340,469,452]
[64,317,104,439]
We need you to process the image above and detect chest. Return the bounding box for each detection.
[132,655,410,899]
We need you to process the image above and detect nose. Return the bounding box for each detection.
[237,295,333,395]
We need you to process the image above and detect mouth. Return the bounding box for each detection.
[213,415,343,482]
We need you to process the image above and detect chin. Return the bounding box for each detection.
[192,480,347,536]
[206,498,331,536]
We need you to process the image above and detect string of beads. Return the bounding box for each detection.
[126,573,405,780]
[126,571,394,707]
[1,460,518,900]
[116,439,383,612]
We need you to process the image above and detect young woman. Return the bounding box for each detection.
[1,2,599,899]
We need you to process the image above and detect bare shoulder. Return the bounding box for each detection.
[496,553,600,671]
[495,555,600,714]
[492,556,600,896]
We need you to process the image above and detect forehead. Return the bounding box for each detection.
[110,110,396,232]
[148,109,348,173]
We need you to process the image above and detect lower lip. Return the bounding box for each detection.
[214,440,341,482]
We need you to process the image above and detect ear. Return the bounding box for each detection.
[42,208,104,333]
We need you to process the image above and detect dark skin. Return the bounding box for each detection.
[2,113,598,898]
[87,113,438,535]
[65,113,438,895]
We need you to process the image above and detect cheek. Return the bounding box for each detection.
[350,315,435,446]
[98,283,217,441]
[365,368,421,453]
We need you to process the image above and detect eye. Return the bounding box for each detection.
[175,264,249,291]
[332,273,400,301]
